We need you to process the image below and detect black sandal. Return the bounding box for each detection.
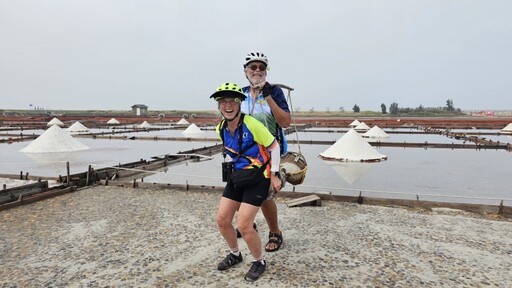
[265,231,283,252]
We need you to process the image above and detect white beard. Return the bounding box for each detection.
[247,73,266,88]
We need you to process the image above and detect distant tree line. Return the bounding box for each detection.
[386,99,461,115]
[350,99,461,115]
[300,99,461,115]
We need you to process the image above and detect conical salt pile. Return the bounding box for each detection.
[47,117,64,127]
[363,126,389,138]
[139,121,152,128]
[319,129,387,162]
[349,119,360,127]
[20,125,89,153]
[66,121,89,133]
[107,118,120,124]
[182,123,204,135]
[177,118,189,125]
[501,123,512,133]
[354,122,370,131]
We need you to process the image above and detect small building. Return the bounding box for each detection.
[131,104,148,116]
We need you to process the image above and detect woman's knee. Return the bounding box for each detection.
[236,221,254,235]
[217,214,231,228]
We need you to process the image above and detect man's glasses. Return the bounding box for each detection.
[248,64,267,71]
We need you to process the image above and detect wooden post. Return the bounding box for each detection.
[357,191,363,204]
[2,184,6,190]
[25,172,29,180]
[66,162,70,187]
[85,165,91,186]
[19,171,23,180]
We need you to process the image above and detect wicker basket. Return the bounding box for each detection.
[280,151,308,185]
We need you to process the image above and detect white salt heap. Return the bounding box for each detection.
[47,117,64,127]
[20,125,90,153]
[349,119,361,127]
[363,125,389,138]
[66,121,89,133]
[182,123,203,135]
[107,118,120,124]
[501,123,512,133]
[354,122,370,131]
[176,118,189,125]
[138,121,152,128]
[320,128,387,161]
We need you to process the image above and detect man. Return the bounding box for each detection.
[240,51,291,253]
[212,82,282,282]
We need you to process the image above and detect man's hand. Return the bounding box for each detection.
[262,82,273,98]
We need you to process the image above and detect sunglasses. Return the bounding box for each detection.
[218,98,241,105]
[248,64,267,71]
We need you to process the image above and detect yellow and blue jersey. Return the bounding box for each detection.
[216,114,277,177]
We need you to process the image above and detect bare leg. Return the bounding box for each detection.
[261,199,280,233]
[261,199,282,251]
[237,203,263,260]
[217,197,240,250]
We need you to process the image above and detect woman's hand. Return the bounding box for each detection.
[270,174,282,192]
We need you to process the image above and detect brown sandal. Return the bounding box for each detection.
[265,231,283,252]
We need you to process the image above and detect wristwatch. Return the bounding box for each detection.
[272,171,280,177]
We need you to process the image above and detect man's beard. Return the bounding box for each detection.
[248,74,266,88]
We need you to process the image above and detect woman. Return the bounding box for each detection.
[211,82,282,282]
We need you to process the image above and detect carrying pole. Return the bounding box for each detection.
[272,83,303,154]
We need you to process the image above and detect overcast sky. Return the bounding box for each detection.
[1,0,511,112]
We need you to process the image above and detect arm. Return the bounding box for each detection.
[268,141,282,192]
[259,82,292,128]
[265,96,291,128]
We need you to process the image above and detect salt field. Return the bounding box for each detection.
[1,124,511,206]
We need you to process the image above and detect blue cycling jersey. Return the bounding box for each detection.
[241,85,289,155]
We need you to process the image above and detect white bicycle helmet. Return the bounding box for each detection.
[244,51,268,68]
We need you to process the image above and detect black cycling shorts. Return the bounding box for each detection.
[223,178,270,206]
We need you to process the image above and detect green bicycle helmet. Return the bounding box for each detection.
[210,82,247,101]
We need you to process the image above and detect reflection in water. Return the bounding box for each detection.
[324,161,377,185]
[21,151,81,175]
[2,128,512,206]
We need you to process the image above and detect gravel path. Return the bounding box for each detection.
[1,185,511,287]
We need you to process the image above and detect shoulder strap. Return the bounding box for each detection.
[220,113,250,161]
[220,119,228,160]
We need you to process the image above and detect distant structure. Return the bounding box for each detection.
[131,104,148,116]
